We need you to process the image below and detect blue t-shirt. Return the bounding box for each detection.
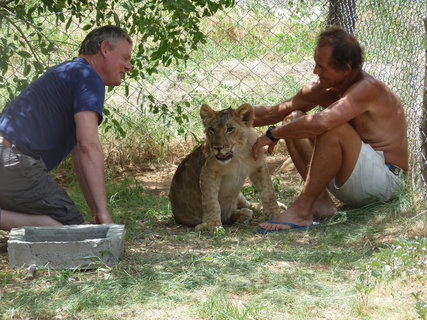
[0,57,105,171]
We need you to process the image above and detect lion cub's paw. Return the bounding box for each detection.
[195,222,222,231]
[233,208,253,223]
[277,201,287,210]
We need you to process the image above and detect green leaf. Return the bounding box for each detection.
[23,63,31,76]
[0,60,8,73]
[111,119,126,138]
[82,24,93,31]
[65,16,73,30]
[121,2,134,11]
[113,12,120,26]
[18,51,32,58]
[33,61,44,72]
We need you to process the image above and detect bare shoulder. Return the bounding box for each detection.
[300,80,324,97]
[294,80,328,109]
[299,80,341,109]
[347,71,395,101]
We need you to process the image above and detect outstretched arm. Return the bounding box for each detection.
[72,111,112,224]
[252,78,374,160]
[252,83,319,127]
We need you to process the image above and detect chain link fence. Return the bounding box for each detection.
[1,0,426,186]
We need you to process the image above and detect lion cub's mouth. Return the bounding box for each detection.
[215,151,233,162]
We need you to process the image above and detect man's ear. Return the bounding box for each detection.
[99,40,109,57]
[345,63,352,74]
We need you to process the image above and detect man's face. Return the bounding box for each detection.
[313,45,347,89]
[102,38,132,86]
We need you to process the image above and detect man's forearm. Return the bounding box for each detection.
[253,105,282,127]
[272,113,325,140]
[253,100,298,127]
[71,143,112,223]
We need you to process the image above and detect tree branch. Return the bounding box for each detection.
[0,12,43,65]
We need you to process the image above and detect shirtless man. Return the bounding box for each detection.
[252,26,408,233]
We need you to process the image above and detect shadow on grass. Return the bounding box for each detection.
[1,178,424,320]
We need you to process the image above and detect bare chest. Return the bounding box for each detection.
[349,110,402,148]
[350,114,374,139]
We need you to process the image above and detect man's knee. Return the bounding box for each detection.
[283,110,306,125]
[317,123,360,144]
[315,124,362,171]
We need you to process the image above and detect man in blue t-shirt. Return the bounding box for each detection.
[0,25,132,230]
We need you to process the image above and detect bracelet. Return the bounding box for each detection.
[266,125,279,142]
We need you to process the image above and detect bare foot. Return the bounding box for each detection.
[311,190,337,218]
[259,205,313,232]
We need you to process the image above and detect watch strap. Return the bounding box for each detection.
[266,125,279,142]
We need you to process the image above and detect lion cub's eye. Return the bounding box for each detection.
[226,127,234,134]
[208,127,215,134]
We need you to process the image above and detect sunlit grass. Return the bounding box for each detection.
[1,176,425,319]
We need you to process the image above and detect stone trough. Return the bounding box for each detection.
[7,224,125,269]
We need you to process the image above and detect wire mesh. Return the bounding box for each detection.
[1,0,426,186]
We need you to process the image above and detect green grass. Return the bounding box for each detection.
[1,176,425,320]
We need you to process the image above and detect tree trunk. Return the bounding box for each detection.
[421,18,427,184]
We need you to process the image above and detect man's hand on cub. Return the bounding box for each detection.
[252,135,278,161]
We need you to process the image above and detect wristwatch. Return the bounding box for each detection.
[266,125,279,142]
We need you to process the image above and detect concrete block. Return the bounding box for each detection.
[7,224,125,269]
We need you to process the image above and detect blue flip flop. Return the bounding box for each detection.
[257,218,319,234]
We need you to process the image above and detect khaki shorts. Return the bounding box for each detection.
[0,145,84,225]
[327,142,404,207]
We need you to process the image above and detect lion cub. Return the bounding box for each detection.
[169,103,281,230]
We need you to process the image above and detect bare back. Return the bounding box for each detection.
[348,73,407,170]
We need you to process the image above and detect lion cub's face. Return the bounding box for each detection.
[200,103,254,164]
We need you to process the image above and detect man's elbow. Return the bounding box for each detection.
[311,117,330,136]
[75,140,102,155]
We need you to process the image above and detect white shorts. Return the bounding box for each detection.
[327,142,404,207]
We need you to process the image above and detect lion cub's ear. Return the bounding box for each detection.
[234,103,254,127]
[200,104,215,126]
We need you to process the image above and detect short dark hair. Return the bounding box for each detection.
[317,26,364,71]
[79,25,132,55]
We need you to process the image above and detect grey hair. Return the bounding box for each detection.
[79,25,132,55]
